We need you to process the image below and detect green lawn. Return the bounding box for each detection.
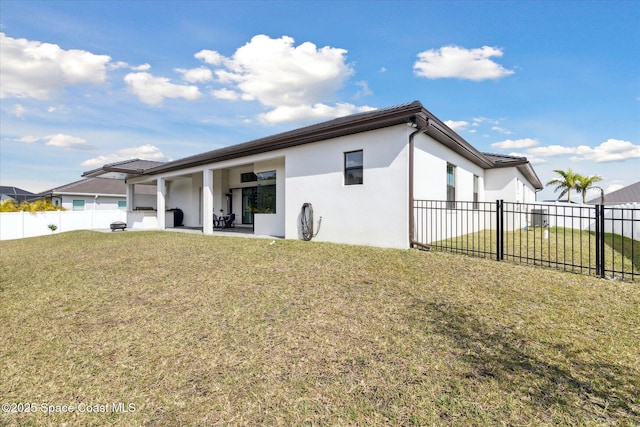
[432,227,640,280]
[1,230,639,426]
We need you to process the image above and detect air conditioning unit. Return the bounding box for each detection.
[531,209,548,228]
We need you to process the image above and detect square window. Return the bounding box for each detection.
[72,200,85,211]
[241,172,257,183]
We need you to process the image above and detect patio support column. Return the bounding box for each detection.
[203,168,214,235]
[126,183,135,211]
[157,177,166,230]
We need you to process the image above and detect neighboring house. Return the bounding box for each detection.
[35,176,158,211]
[84,101,543,249]
[586,181,640,205]
[0,186,36,203]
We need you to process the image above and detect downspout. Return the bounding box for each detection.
[408,118,430,250]
[535,188,543,203]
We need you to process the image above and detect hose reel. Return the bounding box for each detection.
[300,202,321,241]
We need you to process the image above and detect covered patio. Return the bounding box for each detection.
[83,156,285,237]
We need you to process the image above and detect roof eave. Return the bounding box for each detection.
[424,121,494,168]
[518,163,543,190]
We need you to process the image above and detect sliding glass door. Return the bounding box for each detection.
[242,187,257,224]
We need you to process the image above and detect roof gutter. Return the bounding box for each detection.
[408,114,431,250]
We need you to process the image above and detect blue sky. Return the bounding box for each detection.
[1,0,638,201]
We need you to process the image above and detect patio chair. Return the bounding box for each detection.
[223,213,236,228]
[213,213,223,229]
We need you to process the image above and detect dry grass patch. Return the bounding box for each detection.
[1,230,639,426]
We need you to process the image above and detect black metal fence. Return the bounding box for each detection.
[413,200,639,281]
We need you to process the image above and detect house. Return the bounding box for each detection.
[84,101,542,249]
[586,181,640,205]
[0,186,36,203]
[35,176,158,211]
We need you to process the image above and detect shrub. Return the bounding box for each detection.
[0,199,19,212]
[0,199,66,212]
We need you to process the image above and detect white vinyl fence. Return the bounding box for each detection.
[0,210,127,241]
[603,203,640,241]
[523,202,640,242]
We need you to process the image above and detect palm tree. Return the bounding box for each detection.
[575,174,603,203]
[546,168,581,202]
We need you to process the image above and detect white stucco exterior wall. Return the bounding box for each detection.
[60,195,125,211]
[485,168,538,203]
[166,176,194,226]
[412,132,485,202]
[284,125,411,248]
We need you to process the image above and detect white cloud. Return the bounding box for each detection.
[444,120,469,131]
[571,139,640,162]
[257,103,375,125]
[175,66,213,83]
[605,182,625,193]
[14,133,90,148]
[0,32,111,99]
[195,49,224,66]
[528,139,640,162]
[492,138,539,150]
[473,116,501,126]
[131,63,151,71]
[109,61,151,71]
[124,72,201,105]
[354,81,372,98]
[197,35,358,124]
[11,104,27,118]
[17,135,40,144]
[507,151,546,164]
[414,45,514,81]
[44,133,92,149]
[109,61,129,70]
[211,88,241,100]
[491,126,512,135]
[81,144,169,167]
[528,144,576,156]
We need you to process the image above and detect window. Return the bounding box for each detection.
[118,200,127,210]
[473,175,479,209]
[241,172,257,183]
[72,200,85,211]
[446,163,456,209]
[344,150,363,185]
[256,170,276,214]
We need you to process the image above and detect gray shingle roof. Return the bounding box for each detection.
[38,177,155,196]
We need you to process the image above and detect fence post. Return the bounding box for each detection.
[496,200,504,261]
[595,204,605,278]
